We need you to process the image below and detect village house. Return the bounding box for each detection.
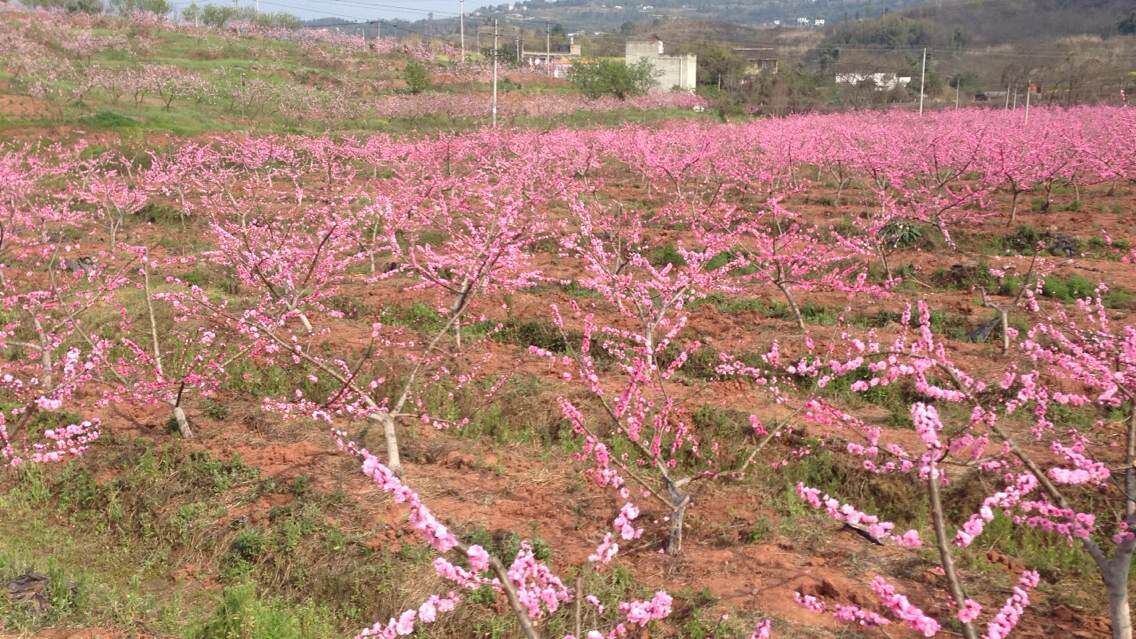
[625,37,697,91]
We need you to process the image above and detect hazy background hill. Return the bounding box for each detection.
[465,0,928,32]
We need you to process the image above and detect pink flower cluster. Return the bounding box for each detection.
[832,604,890,628]
[1047,439,1110,486]
[982,571,1039,639]
[749,619,773,639]
[870,576,941,637]
[357,593,461,638]
[620,591,673,626]
[0,413,100,468]
[508,541,572,620]
[356,447,458,552]
[955,473,1038,547]
[795,483,922,547]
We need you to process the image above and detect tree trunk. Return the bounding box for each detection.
[1109,407,1136,639]
[172,405,193,439]
[1008,190,1019,227]
[665,482,690,555]
[666,501,687,555]
[298,311,313,334]
[928,463,979,639]
[999,308,1009,355]
[776,281,806,333]
[1104,556,1134,639]
[877,244,893,283]
[380,412,401,474]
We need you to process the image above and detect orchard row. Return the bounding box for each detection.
[2,105,1135,638]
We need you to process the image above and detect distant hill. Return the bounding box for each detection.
[457,0,930,33]
[816,0,1136,51]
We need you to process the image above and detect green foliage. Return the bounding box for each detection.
[181,2,202,23]
[683,41,749,86]
[110,0,171,15]
[692,292,764,314]
[193,580,338,639]
[252,12,303,29]
[777,448,924,526]
[380,302,444,333]
[964,513,1094,582]
[828,15,935,49]
[999,224,1079,255]
[493,319,571,354]
[929,263,997,291]
[402,61,432,95]
[1104,287,1136,310]
[1041,274,1097,302]
[1119,10,1136,35]
[226,528,267,570]
[703,250,735,271]
[741,516,773,544]
[201,5,239,28]
[77,111,139,129]
[460,526,552,566]
[690,405,748,442]
[137,201,182,225]
[647,242,687,267]
[881,220,925,249]
[201,399,231,421]
[568,59,655,100]
[24,0,103,13]
[557,280,602,298]
[185,451,260,493]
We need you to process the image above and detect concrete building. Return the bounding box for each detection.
[625,38,697,91]
[733,47,779,76]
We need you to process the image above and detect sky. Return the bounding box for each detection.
[223,0,503,22]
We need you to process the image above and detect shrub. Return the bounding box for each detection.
[78,111,138,129]
[1041,274,1096,302]
[403,61,431,94]
[647,243,687,267]
[881,220,924,249]
[568,59,656,100]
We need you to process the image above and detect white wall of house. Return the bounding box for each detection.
[625,40,697,91]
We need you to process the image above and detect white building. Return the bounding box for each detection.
[835,72,912,91]
[625,38,697,91]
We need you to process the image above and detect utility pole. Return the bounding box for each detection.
[1024,81,1031,125]
[918,47,927,115]
[1012,89,1018,110]
[546,22,551,74]
[1004,86,1011,110]
[492,19,499,128]
[459,0,465,62]
[955,78,960,109]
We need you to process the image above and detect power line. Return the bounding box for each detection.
[253,0,440,38]
[321,0,459,17]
